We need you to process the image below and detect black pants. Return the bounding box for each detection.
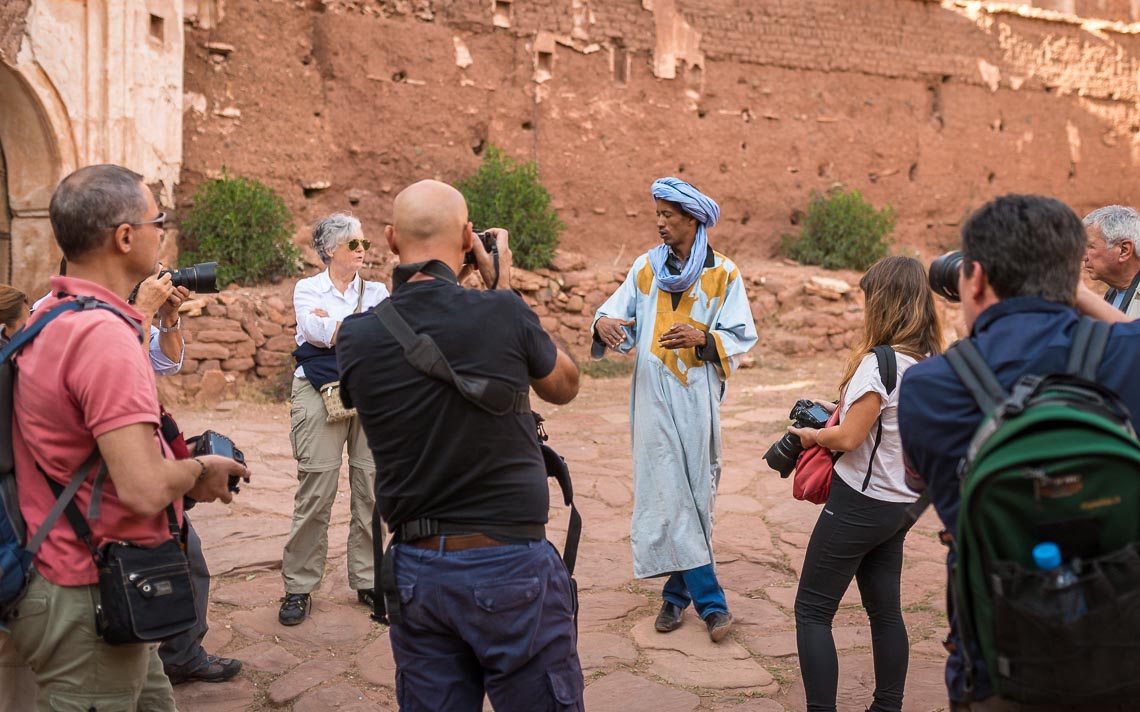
[795,475,914,712]
[158,515,210,675]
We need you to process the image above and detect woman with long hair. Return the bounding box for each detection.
[788,256,944,712]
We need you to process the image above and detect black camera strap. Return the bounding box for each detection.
[42,465,182,559]
[21,453,100,566]
[1105,269,1140,314]
[372,296,530,417]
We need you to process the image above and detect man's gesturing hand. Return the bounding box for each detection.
[658,323,707,350]
[596,317,634,349]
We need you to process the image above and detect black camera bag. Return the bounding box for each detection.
[95,535,197,644]
[43,466,197,645]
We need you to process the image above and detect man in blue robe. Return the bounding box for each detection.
[592,177,758,642]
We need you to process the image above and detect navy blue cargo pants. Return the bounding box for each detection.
[388,538,584,711]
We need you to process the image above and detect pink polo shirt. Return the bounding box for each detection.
[13,276,180,586]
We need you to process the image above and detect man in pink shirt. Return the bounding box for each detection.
[3,165,248,711]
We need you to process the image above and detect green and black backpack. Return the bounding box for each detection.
[945,317,1140,704]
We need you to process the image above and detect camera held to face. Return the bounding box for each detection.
[187,430,247,493]
[159,262,219,294]
[762,399,832,479]
[463,231,497,265]
[928,250,963,302]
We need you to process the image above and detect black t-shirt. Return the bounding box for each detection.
[336,277,558,530]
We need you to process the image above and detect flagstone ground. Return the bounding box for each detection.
[173,357,951,711]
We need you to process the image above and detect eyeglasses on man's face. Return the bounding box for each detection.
[347,239,371,251]
[106,212,166,230]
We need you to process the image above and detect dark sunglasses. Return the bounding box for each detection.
[347,239,371,251]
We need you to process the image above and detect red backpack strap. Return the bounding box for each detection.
[158,405,191,460]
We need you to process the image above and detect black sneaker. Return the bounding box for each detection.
[167,655,243,685]
[278,593,311,626]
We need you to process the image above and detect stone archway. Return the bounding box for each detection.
[0,61,72,296]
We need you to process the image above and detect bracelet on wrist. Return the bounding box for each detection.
[159,316,181,333]
[192,457,207,481]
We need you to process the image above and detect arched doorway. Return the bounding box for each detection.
[0,61,73,296]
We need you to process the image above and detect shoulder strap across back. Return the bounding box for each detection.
[860,346,898,492]
[1065,316,1110,381]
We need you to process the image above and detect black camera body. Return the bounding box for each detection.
[463,231,497,265]
[160,262,218,294]
[928,250,963,302]
[762,399,832,478]
[189,430,246,493]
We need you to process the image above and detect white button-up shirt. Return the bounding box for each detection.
[293,269,390,378]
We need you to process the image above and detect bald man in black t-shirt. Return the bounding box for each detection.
[337,180,582,711]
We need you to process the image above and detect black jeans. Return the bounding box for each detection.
[158,515,210,675]
[795,475,914,712]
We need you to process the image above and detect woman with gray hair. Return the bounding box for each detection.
[281,213,388,626]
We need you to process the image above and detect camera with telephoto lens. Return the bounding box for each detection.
[188,430,247,493]
[463,231,497,265]
[928,250,963,302]
[160,262,218,294]
[762,399,832,479]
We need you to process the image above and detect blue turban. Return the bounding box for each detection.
[649,177,720,293]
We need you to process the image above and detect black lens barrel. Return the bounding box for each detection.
[164,262,219,294]
[928,251,962,302]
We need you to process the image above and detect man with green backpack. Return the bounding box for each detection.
[900,194,1140,711]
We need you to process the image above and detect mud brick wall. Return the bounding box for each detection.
[182,0,1140,274]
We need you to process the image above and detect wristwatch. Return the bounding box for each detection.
[159,316,181,333]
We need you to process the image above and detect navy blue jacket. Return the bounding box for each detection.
[899,297,1140,702]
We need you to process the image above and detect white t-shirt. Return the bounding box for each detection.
[833,350,919,503]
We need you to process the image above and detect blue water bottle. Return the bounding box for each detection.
[1032,542,1087,623]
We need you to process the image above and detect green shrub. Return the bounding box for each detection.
[179,173,300,287]
[457,145,564,271]
[780,187,895,271]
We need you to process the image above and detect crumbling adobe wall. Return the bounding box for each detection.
[173,0,1131,392]
[0,0,30,64]
[180,0,1140,265]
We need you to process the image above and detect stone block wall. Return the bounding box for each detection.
[159,288,298,403]
[164,256,960,402]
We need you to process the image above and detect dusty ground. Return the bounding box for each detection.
[160,354,952,712]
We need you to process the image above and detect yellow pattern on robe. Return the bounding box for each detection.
[634,258,737,386]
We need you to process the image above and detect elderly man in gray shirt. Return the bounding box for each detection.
[1083,205,1140,318]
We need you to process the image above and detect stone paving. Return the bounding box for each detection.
[27,358,955,711]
